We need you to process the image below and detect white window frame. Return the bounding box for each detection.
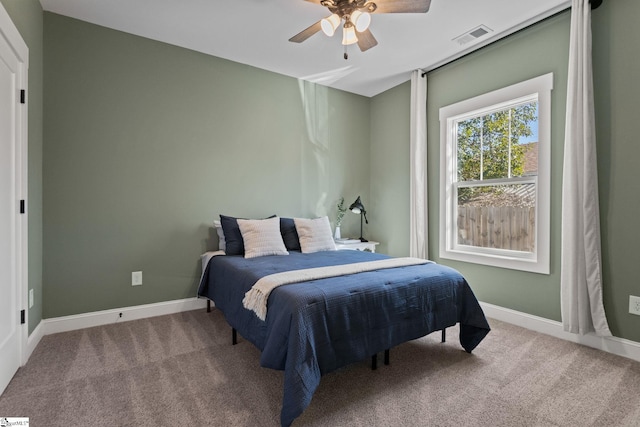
[439,73,553,274]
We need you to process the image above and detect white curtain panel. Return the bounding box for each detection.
[409,70,428,259]
[561,0,611,336]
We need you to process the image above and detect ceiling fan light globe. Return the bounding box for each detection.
[321,14,341,37]
[341,25,358,45]
[351,10,371,32]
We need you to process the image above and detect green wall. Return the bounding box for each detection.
[42,13,370,318]
[592,0,640,342]
[370,81,411,256]
[0,0,43,335]
[371,2,640,343]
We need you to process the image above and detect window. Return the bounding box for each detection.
[439,73,552,274]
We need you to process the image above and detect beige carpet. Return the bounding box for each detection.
[1,309,640,426]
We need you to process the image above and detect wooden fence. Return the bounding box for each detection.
[457,206,535,252]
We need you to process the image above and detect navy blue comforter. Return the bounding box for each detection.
[198,250,490,426]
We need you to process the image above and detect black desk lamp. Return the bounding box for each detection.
[349,196,368,242]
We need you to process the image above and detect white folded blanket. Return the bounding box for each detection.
[243,257,431,321]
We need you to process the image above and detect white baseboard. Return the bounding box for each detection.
[25,321,44,364]
[41,297,208,336]
[480,301,640,363]
[22,297,208,366]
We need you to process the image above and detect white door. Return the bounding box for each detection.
[0,5,27,396]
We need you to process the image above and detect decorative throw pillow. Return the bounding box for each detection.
[220,214,276,255]
[280,217,301,251]
[294,216,336,253]
[220,215,246,255]
[237,217,289,259]
[213,220,226,252]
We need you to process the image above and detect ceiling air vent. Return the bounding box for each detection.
[453,25,493,46]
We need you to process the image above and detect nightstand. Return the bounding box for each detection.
[334,241,379,253]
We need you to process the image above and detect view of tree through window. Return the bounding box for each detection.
[454,100,538,252]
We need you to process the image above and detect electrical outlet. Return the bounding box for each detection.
[630,295,640,316]
[29,289,34,308]
[132,271,143,286]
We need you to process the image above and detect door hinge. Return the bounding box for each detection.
[20,199,25,214]
[20,310,25,324]
[20,89,26,104]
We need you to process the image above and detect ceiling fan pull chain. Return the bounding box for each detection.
[344,44,349,60]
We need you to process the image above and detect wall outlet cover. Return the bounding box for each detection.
[132,271,143,286]
[629,295,640,316]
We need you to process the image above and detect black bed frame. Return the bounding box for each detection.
[207,299,447,370]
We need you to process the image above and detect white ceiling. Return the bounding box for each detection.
[38,0,571,97]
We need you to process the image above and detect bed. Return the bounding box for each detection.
[197,215,490,426]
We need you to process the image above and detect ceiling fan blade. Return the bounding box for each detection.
[357,29,378,52]
[373,0,431,13]
[304,0,324,4]
[289,21,323,43]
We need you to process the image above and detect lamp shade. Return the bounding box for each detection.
[349,196,365,214]
[341,25,358,45]
[350,10,371,32]
[321,14,341,37]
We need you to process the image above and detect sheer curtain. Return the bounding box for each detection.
[410,70,428,259]
[561,0,611,336]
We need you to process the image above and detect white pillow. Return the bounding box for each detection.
[294,216,336,253]
[237,216,289,259]
[213,220,226,252]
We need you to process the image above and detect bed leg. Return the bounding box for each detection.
[384,349,390,365]
[207,300,211,313]
[441,328,446,343]
[371,354,377,370]
[232,328,237,345]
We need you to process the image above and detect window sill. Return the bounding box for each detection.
[440,248,549,275]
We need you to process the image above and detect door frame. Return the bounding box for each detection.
[0,2,29,367]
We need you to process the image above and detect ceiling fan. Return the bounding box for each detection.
[289,0,432,59]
